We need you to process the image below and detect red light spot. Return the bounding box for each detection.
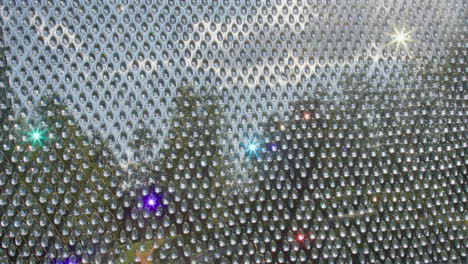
[303,111,313,121]
[296,233,305,242]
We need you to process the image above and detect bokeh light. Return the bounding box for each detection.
[268,142,278,152]
[52,257,80,264]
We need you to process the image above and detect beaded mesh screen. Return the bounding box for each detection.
[0,0,466,263]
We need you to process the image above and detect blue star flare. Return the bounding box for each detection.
[241,136,265,159]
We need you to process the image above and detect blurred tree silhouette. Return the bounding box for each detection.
[0,92,135,263]
[0,18,465,264]
[221,35,466,262]
[119,85,238,263]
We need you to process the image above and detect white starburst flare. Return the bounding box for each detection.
[386,25,415,55]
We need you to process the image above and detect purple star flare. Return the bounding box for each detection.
[142,192,163,212]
